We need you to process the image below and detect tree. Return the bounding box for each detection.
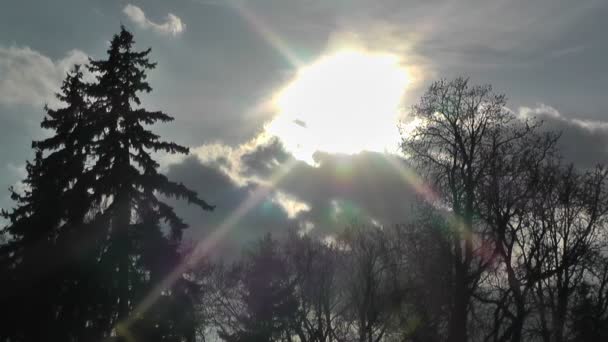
[284,231,340,342]
[475,119,558,342]
[0,27,213,341]
[83,26,213,341]
[0,65,95,341]
[400,77,543,342]
[529,164,608,342]
[392,207,453,342]
[570,262,608,342]
[219,234,298,342]
[335,227,400,342]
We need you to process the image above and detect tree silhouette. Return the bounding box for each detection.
[399,77,581,342]
[0,27,213,341]
[219,234,298,342]
[334,227,400,342]
[529,165,608,342]
[83,26,213,341]
[401,78,516,342]
[0,65,95,341]
[474,113,559,342]
[393,207,453,342]
[570,279,608,342]
[284,231,339,342]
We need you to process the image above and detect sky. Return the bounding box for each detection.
[1,0,608,250]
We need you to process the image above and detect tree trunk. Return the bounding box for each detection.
[448,233,469,342]
[114,144,132,338]
[552,291,569,342]
[503,244,525,342]
[117,195,130,320]
[448,198,473,342]
[510,300,525,342]
[448,263,469,342]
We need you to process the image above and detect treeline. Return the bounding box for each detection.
[1,28,608,342]
[198,78,608,342]
[203,200,608,342]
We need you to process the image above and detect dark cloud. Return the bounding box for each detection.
[240,138,292,177]
[521,106,608,168]
[166,99,608,250]
[275,151,419,235]
[165,156,299,256]
[167,143,421,250]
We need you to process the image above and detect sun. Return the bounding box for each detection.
[267,49,410,164]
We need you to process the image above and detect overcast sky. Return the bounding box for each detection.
[1,0,607,247]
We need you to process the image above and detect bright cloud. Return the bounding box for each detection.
[0,46,88,107]
[518,103,608,131]
[123,4,185,36]
[272,191,310,219]
[515,103,608,168]
[518,103,562,119]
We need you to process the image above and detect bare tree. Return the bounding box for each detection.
[401,77,538,342]
[334,227,400,342]
[476,126,559,342]
[284,231,340,342]
[529,164,608,342]
[569,252,608,341]
[200,260,246,340]
[392,206,453,342]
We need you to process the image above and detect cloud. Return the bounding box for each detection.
[272,151,420,236]
[163,99,608,254]
[519,103,562,119]
[240,137,292,178]
[165,155,301,257]
[183,134,291,186]
[123,4,185,36]
[0,46,88,107]
[165,135,421,252]
[518,104,608,168]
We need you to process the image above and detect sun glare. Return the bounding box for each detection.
[267,50,410,164]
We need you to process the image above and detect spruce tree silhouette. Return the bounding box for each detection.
[0,27,213,342]
[85,26,213,341]
[0,65,94,341]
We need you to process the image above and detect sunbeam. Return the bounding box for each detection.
[381,154,438,204]
[228,0,302,67]
[116,158,299,336]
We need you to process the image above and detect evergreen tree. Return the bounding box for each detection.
[0,65,95,341]
[84,26,213,341]
[1,27,213,341]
